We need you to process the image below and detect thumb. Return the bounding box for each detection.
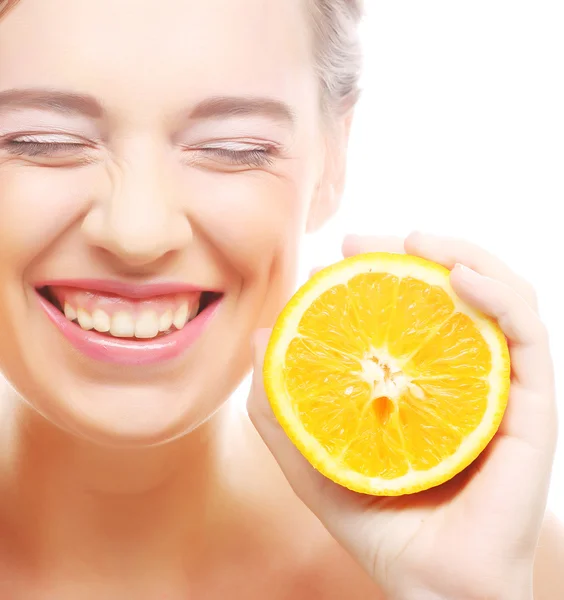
[247,329,364,522]
[247,330,383,580]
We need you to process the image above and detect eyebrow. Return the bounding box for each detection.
[0,89,104,118]
[0,88,295,127]
[189,96,295,126]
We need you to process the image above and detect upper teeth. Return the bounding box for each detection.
[64,302,197,339]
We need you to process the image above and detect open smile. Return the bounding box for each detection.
[35,280,223,366]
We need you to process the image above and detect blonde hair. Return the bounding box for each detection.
[0,0,363,114]
[309,0,364,115]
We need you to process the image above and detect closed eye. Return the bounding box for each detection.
[1,133,88,157]
[185,140,277,168]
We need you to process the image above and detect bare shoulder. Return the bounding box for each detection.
[534,512,564,599]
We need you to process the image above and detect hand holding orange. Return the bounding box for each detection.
[248,232,556,600]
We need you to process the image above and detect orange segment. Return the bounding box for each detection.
[404,312,493,379]
[297,284,369,356]
[284,337,371,456]
[264,252,510,496]
[386,277,455,360]
[347,273,399,349]
[342,414,411,479]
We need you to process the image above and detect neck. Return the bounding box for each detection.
[0,385,251,579]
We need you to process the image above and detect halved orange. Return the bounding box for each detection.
[263,253,510,496]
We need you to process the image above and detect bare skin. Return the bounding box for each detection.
[0,0,561,598]
[0,398,379,599]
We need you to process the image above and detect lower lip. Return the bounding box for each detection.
[37,292,220,366]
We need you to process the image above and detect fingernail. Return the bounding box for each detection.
[455,263,479,278]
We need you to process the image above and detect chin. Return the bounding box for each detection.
[7,370,227,448]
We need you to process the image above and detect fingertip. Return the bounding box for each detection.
[343,233,361,244]
[342,233,361,257]
[404,231,434,259]
[343,233,408,256]
[451,262,481,283]
[407,229,423,241]
[449,264,492,311]
[404,230,426,251]
[309,265,325,278]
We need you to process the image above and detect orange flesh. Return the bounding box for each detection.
[284,273,492,479]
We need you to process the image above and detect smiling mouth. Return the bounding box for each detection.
[37,286,222,342]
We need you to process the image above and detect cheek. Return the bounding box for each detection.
[181,167,314,282]
[0,164,96,271]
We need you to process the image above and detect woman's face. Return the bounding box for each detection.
[0,0,344,445]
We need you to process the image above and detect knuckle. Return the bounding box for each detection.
[520,281,539,308]
[501,273,538,311]
[440,237,479,260]
[458,238,481,253]
[457,239,497,269]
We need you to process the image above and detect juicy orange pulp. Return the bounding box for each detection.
[264,253,510,495]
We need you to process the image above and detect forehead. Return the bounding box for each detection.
[0,0,316,111]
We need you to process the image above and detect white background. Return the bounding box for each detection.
[300,2,564,518]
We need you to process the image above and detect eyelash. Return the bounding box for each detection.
[3,141,84,157]
[2,139,276,167]
[196,146,275,167]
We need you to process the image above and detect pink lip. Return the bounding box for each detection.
[36,288,221,366]
[34,279,215,299]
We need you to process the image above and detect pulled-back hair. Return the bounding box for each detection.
[308,0,363,114]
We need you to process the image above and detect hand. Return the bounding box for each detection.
[248,232,557,600]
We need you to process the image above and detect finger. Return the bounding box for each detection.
[406,232,538,310]
[451,265,556,452]
[342,234,406,258]
[247,329,340,504]
[450,264,554,392]
[247,330,383,577]
[247,329,324,498]
[496,386,558,455]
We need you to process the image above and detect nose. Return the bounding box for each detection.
[81,151,193,268]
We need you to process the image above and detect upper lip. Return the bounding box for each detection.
[34,279,220,299]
